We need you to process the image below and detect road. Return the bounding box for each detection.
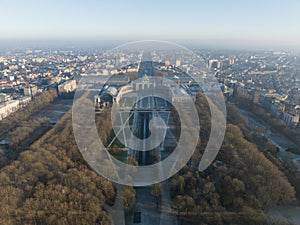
[0,97,73,166]
[240,108,300,170]
[108,53,179,224]
[128,55,178,224]
[30,98,73,123]
[240,108,300,224]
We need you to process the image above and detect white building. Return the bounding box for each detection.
[58,80,77,94]
[0,100,20,120]
[0,93,12,103]
[282,112,299,127]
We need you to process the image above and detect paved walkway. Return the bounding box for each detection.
[105,185,126,225]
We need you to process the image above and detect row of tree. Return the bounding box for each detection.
[0,89,59,167]
[0,110,116,224]
[234,95,300,148]
[168,93,297,225]
[0,89,58,139]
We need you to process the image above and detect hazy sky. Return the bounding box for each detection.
[1,0,300,48]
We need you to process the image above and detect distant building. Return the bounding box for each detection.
[58,80,77,94]
[170,87,194,104]
[0,100,19,120]
[282,112,299,127]
[259,93,287,111]
[270,101,285,118]
[252,91,263,104]
[23,85,38,98]
[289,88,300,105]
[0,93,11,103]
[106,74,130,86]
[19,96,31,107]
[95,85,118,109]
[236,86,251,98]
[208,60,221,70]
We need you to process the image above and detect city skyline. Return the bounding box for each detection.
[1,2,300,221]
[1,0,300,49]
